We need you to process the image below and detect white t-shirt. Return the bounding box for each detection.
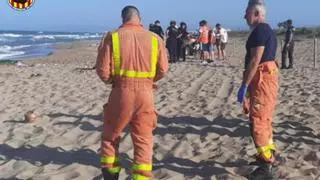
[214,28,228,43]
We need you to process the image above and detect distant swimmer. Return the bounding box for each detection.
[238,0,281,179]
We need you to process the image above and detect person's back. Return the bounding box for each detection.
[153,25,164,39]
[167,26,179,39]
[96,6,168,180]
[113,24,165,86]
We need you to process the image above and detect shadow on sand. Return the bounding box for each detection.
[2,114,251,179]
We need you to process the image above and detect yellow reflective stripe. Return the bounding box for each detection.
[107,166,121,174]
[111,32,158,78]
[132,164,152,172]
[100,156,120,164]
[14,2,17,7]
[257,144,277,159]
[112,32,121,76]
[270,68,279,75]
[132,174,150,180]
[257,144,276,153]
[151,35,158,78]
[269,143,277,151]
[19,3,23,8]
[118,69,154,78]
[25,2,29,7]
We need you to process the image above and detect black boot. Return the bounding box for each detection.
[101,169,119,180]
[246,163,276,180]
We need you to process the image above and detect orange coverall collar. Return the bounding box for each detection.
[120,22,144,29]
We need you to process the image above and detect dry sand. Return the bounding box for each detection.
[0,38,319,180]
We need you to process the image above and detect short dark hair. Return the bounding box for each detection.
[199,20,207,26]
[155,20,160,24]
[170,20,176,26]
[121,5,140,22]
[216,23,221,28]
[287,19,293,24]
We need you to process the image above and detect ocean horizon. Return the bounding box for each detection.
[0,30,103,61]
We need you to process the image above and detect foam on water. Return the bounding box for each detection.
[0,33,23,38]
[0,30,102,60]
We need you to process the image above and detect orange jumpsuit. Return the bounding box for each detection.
[243,61,279,162]
[96,22,168,179]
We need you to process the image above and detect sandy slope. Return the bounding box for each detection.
[0,39,319,180]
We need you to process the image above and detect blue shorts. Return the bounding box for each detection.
[200,43,210,52]
[209,44,216,52]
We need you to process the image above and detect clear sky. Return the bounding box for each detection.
[1,0,320,32]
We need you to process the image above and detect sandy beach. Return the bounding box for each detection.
[0,38,319,180]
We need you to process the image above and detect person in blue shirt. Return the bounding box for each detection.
[238,0,281,179]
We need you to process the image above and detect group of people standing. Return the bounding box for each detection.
[96,0,291,179]
[198,20,228,63]
[149,20,229,63]
[150,20,188,63]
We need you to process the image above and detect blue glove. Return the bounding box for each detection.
[237,84,248,103]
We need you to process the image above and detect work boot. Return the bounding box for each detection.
[101,169,119,180]
[246,163,276,180]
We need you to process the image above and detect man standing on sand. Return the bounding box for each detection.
[281,19,295,69]
[237,0,280,179]
[96,5,168,180]
[215,23,228,60]
[198,20,210,62]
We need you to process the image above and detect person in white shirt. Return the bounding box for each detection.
[215,23,228,60]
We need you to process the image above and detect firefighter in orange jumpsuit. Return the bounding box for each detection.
[238,1,280,179]
[96,6,168,180]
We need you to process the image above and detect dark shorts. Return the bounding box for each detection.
[221,42,227,50]
[209,44,216,52]
[200,43,210,52]
[216,41,227,50]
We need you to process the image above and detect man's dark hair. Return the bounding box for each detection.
[121,5,140,22]
[287,19,293,25]
[216,23,221,28]
[170,20,176,26]
[155,20,160,24]
[199,20,207,27]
